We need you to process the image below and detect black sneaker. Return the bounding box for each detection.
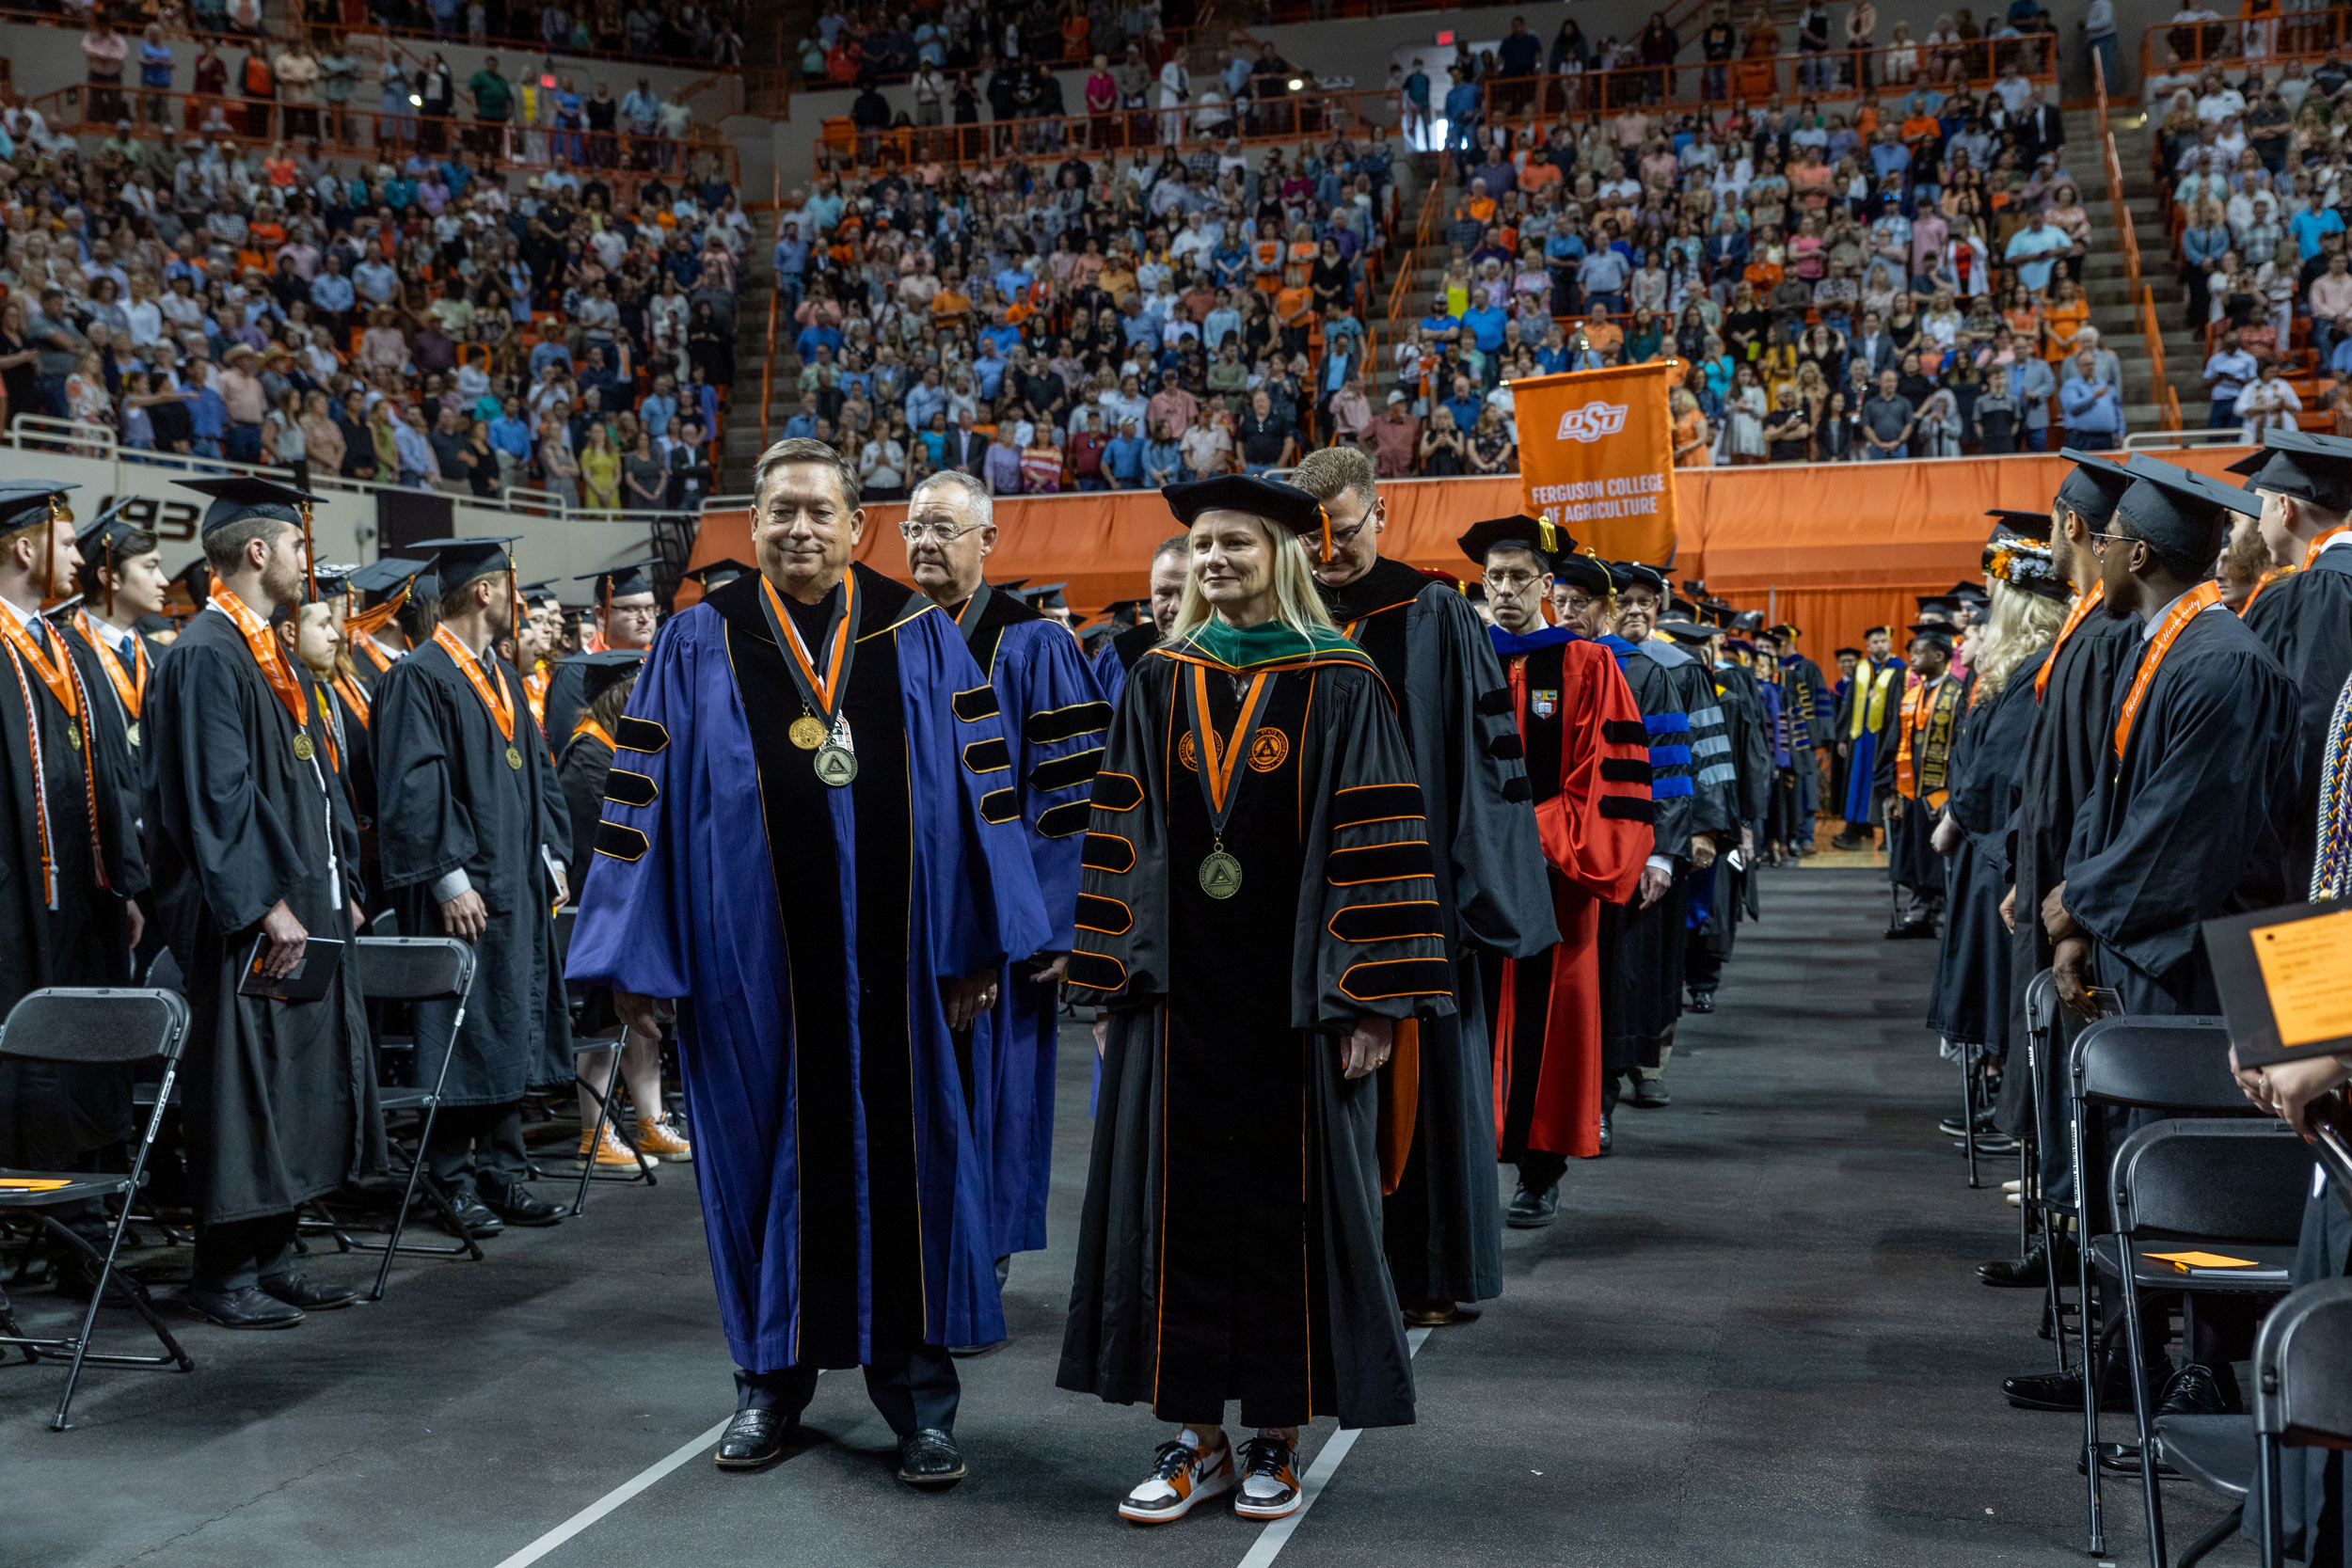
[1505,1180,1559,1228]
[1233,1434,1303,1520]
[1119,1435,1232,1523]
[1687,990,1716,1014]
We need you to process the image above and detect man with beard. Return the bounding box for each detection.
[1295,448,1555,1315]
[2232,428,2352,888]
[1091,533,1188,707]
[372,536,574,1238]
[898,469,1105,1293]
[545,559,661,739]
[0,486,148,1230]
[1466,528,1647,1226]
[145,475,378,1325]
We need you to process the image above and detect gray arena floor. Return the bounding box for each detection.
[2,867,2230,1567]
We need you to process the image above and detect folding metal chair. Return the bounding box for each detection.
[2255,1278,2352,1568]
[332,938,479,1302]
[2103,1119,2311,1568]
[2021,968,2070,1370]
[0,988,196,1431]
[2069,1014,2267,1555]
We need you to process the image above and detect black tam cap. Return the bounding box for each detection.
[413,535,521,592]
[561,648,644,707]
[1457,514,1570,569]
[2112,456,2263,567]
[1608,561,1668,595]
[1834,645,1863,658]
[1164,473,1332,553]
[2056,450,2137,528]
[176,475,319,537]
[684,558,755,590]
[1905,621,1956,649]
[1551,552,1615,596]
[2226,427,2352,510]
[0,482,75,535]
[1985,506,2054,543]
[574,559,660,602]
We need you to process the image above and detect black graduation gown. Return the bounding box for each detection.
[1322,557,1556,1307]
[145,609,382,1224]
[1687,659,1772,962]
[1997,606,2138,1151]
[2241,547,2352,889]
[1061,632,1450,1432]
[0,614,141,1168]
[373,636,574,1105]
[1888,670,1969,897]
[1927,651,2046,1050]
[2062,606,2303,1016]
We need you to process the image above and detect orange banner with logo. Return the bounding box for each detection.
[1510,362,1680,566]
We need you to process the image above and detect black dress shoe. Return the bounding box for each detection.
[1597,1113,1613,1155]
[897,1427,966,1486]
[715,1408,795,1470]
[2158,1360,2243,1417]
[1831,831,1870,850]
[259,1271,358,1310]
[1979,1238,2078,1288]
[1687,990,1716,1014]
[437,1191,504,1239]
[1505,1180,1559,1228]
[1884,919,1935,940]
[482,1181,566,1227]
[2005,1357,2140,1413]
[1631,1077,1671,1108]
[185,1284,305,1329]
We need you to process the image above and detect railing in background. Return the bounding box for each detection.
[32,84,739,193]
[784,25,1191,95]
[759,157,783,454]
[2139,9,2352,82]
[1384,174,1443,389]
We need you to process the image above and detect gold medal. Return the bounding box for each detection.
[1198,848,1243,899]
[788,714,828,750]
[124,721,140,748]
[506,745,525,770]
[814,744,859,787]
[293,734,314,761]
[66,724,81,752]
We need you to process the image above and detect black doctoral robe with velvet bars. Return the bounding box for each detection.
[1321,556,1556,1308]
[1059,624,1453,1432]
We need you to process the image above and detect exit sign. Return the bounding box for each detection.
[1436,28,1454,42]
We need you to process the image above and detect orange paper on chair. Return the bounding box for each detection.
[0,1178,72,1191]
[2142,1250,2263,1271]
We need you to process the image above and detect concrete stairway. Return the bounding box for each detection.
[2076,103,2207,436]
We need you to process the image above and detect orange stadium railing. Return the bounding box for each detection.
[2140,8,2352,83]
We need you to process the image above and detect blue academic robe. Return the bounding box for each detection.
[565,566,1052,1372]
[950,585,1110,1259]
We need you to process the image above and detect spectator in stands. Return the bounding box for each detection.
[2202,325,2260,433]
[2058,349,2123,447]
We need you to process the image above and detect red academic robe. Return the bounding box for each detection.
[1487,626,1655,1160]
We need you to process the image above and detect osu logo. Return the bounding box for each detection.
[1246,727,1289,772]
[1555,401,1630,443]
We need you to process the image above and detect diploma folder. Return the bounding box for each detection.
[237,934,346,1003]
[2202,899,2352,1069]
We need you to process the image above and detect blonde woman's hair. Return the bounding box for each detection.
[1167,514,1338,646]
[1972,578,2065,698]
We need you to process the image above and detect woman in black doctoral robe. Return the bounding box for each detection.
[1061,475,1454,1528]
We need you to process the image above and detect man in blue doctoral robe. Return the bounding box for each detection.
[898,470,1109,1277]
[566,439,1051,1488]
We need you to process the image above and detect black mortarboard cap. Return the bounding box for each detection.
[1905,620,1956,648]
[1457,515,1568,569]
[2112,455,2263,565]
[574,558,660,601]
[1768,622,1802,640]
[562,648,644,706]
[1656,619,1718,645]
[2056,450,2137,528]
[176,475,319,537]
[0,482,75,535]
[1551,553,1614,596]
[2225,427,2352,510]
[307,562,358,602]
[1099,596,1149,623]
[1014,581,1069,610]
[1983,521,2072,603]
[1731,609,1765,633]
[684,558,755,589]
[519,578,565,602]
[1164,473,1332,552]
[413,534,520,592]
[1986,506,2054,543]
[351,557,426,595]
[1915,594,1961,620]
[72,499,139,559]
[1608,561,1668,595]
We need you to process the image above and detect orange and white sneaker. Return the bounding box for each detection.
[634,1117,693,1163]
[1233,1434,1303,1520]
[576,1124,643,1169]
[1117,1432,1233,1524]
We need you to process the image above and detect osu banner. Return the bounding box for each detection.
[1512,361,1679,566]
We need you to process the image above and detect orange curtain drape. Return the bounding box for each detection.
[680,448,2255,670]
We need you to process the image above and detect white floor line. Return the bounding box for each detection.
[1233,1324,1433,1568]
[487,1415,733,1568]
